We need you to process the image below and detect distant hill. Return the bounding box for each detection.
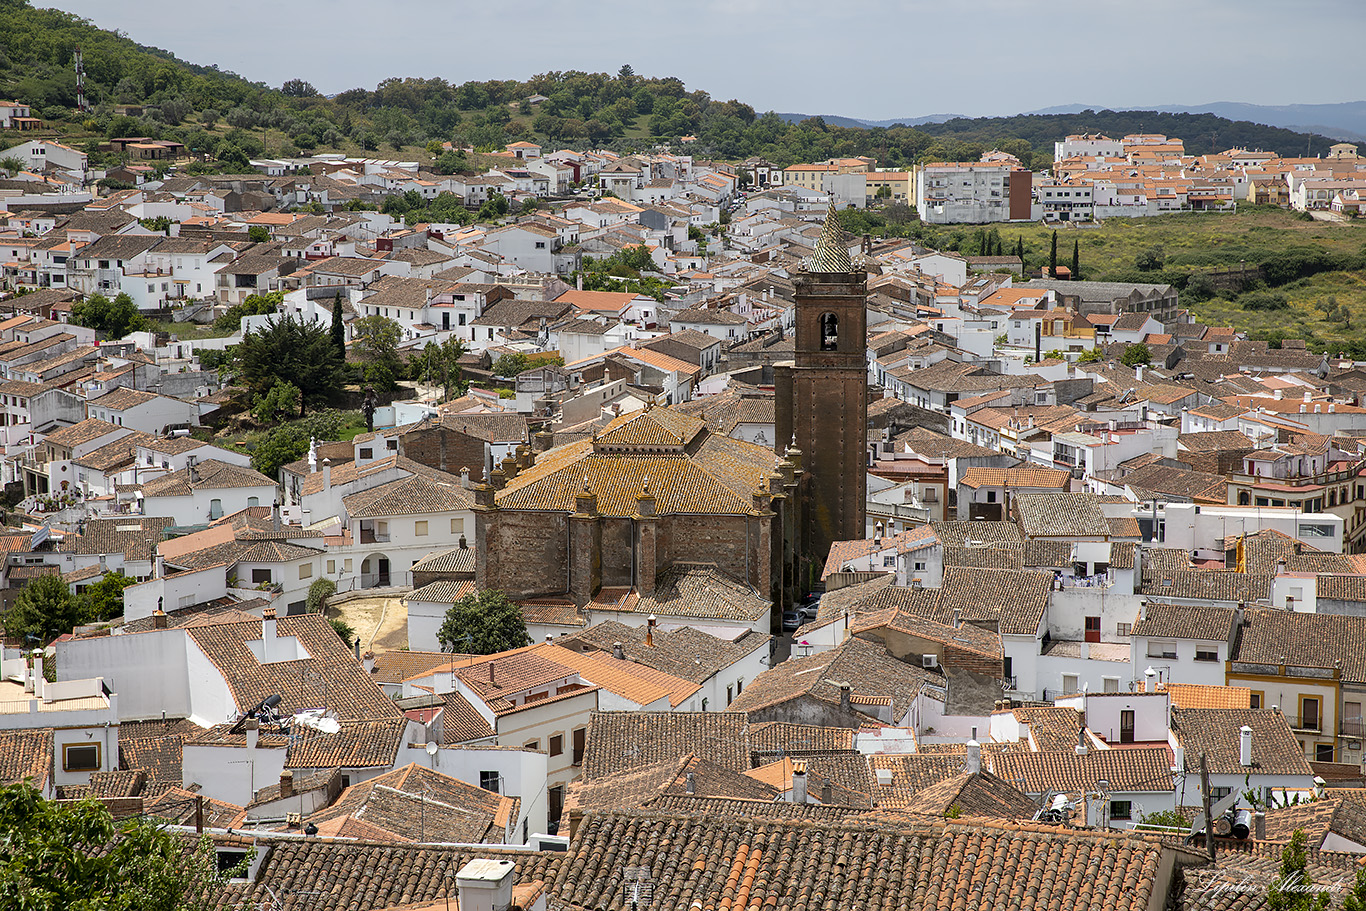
[1025,101,1366,143]
[776,112,964,129]
[773,112,870,129]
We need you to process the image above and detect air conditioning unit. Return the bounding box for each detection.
[922,654,939,669]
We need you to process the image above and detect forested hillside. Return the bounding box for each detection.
[0,0,1342,171]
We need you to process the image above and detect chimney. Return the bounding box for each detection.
[455,859,516,911]
[820,779,832,803]
[262,607,277,645]
[22,652,34,693]
[153,607,167,629]
[244,717,259,751]
[966,739,982,774]
[362,650,376,673]
[322,458,332,490]
[460,466,471,489]
[279,769,294,798]
[837,682,851,713]
[612,641,625,660]
[459,535,469,550]
[1254,810,1266,840]
[685,771,695,794]
[791,760,808,804]
[1240,724,1253,767]
[646,614,656,648]
[1135,364,1144,382]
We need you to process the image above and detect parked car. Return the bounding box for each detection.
[781,611,803,632]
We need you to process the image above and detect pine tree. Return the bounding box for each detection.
[1071,239,1080,280]
[330,293,345,360]
[1049,231,1058,278]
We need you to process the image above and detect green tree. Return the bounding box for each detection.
[1014,235,1025,265]
[330,617,356,648]
[491,352,530,377]
[82,572,136,623]
[1077,348,1103,363]
[433,149,466,175]
[1136,808,1187,829]
[213,290,280,332]
[438,589,530,654]
[251,380,301,424]
[4,574,88,645]
[1071,239,1080,279]
[1048,230,1058,278]
[0,156,25,177]
[236,314,344,416]
[1135,245,1165,271]
[0,781,242,911]
[330,293,346,360]
[1267,829,1330,911]
[1120,343,1151,367]
[72,293,146,339]
[247,225,270,243]
[249,409,345,480]
[1341,862,1366,911]
[307,577,336,613]
[411,337,467,402]
[351,315,404,391]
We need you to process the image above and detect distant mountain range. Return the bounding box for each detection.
[777,102,1366,142]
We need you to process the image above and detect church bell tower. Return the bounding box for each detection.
[776,207,868,578]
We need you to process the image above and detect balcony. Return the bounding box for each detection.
[1284,713,1323,733]
[1340,718,1364,738]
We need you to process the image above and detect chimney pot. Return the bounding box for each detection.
[791,760,808,804]
[153,607,167,629]
[966,739,982,774]
[279,769,294,798]
[1240,724,1253,766]
[612,642,624,660]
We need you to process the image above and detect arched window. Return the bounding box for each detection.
[820,312,838,351]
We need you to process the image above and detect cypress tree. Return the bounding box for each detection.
[1015,235,1024,262]
[1071,239,1080,280]
[1049,231,1058,278]
[330,293,345,360]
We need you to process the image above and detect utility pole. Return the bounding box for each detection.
[1200,752,1215,862]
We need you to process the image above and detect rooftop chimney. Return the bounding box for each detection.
[455,859,516,911]
[153,607,167,630]
[279,769,294,798]
[685,771,696,794]
[244,717,259,751]
[1254,810,1266,840]
[966,739,982,774]
[460,467,471,489]
[646,614,657,648]
[837,682,851,713]
[612,641,625,660]
[322,457,332,490]
[459,535,468,550]
[362,650,376,673]
[792,760,808,804]
[820,779,833,803]
[262,607,277,644]
[1240,724,1253,767]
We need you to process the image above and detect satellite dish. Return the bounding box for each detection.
[425,740,438,756]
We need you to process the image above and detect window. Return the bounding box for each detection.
[251,568,271,584]
[62,742,100,772]
[549,734,563,756]
[819,312,838,351]
[1194,647,1218,662]
[452,518,464,535]
[479,771,500,793]
[209,498,223,520]
[1109,800,1132,820]
[727,684,734,705]
[572,727,586,765]
[215,850,250,876]
[1250,691,1263,709]
[387,440,398,451]
[1317,743,1335,762]
[344,558,353,572]
[1147,641,1177,659]
[1116,622,1131,637]
[1062,674,1078,694]
[327,559,336,574]
[414,520,429,537]
[883,555,895,567]
[524,739,539,751]
[359,447,373,459]
[1103,677,1119,693]
[1210,786,1232,801]
[247,497,259,508]
[1301,696,1321,731]
[299,563,312,580]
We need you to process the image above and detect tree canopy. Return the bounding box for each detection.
[0,781,238,911]
[71,293,145,339]
[438,589,530,654]
[235,314,344,416]
[349,315,404,391]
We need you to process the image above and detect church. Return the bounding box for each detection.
[472,208,868,622]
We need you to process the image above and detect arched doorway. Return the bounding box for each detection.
[361,553,392,588]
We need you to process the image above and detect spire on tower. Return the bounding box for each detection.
[809,205,853,273]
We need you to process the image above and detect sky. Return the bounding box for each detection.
[43,0,1366,121]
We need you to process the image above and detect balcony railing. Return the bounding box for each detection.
[1284,714,1324,733]
[1341,719,1364,738]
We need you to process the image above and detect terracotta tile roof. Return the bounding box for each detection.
[1169,708,1313,777]
[1014,493,1111,537]
[930,519,1023,546]
[220,840,562,911]
[38,417,122,449]
[555,810,1180,911]
[1233,607,1366,682]
[405,579,476,604]
[1141,570,1271,603]
[306,763,517,844]
[1012,706,1087,751]
[748,721,856,758]
[368,650,462,686]
[285,719,407,770]
[184,613,402,722]
[0,729,52,791]
[728,637,937,722]
[1131,602,1237,641]
[342,473,473,518]
[635,564,771,623]
[439,690,494,744]
[564,753,777,824]
[581,711,750,779]
[409,547,475,575]
[145,786,243,828]
[539,644,699,708]
[958,466,1071,490]
[563,621,768,684]
[896,770,1038,820]
[993,746,1174,795]
[61,516,172,561]
[937,566,1052,636]
[1164,683,1252,710]
[139,459,274,498]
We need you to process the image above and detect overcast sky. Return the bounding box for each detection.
[45,0,1366,120]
